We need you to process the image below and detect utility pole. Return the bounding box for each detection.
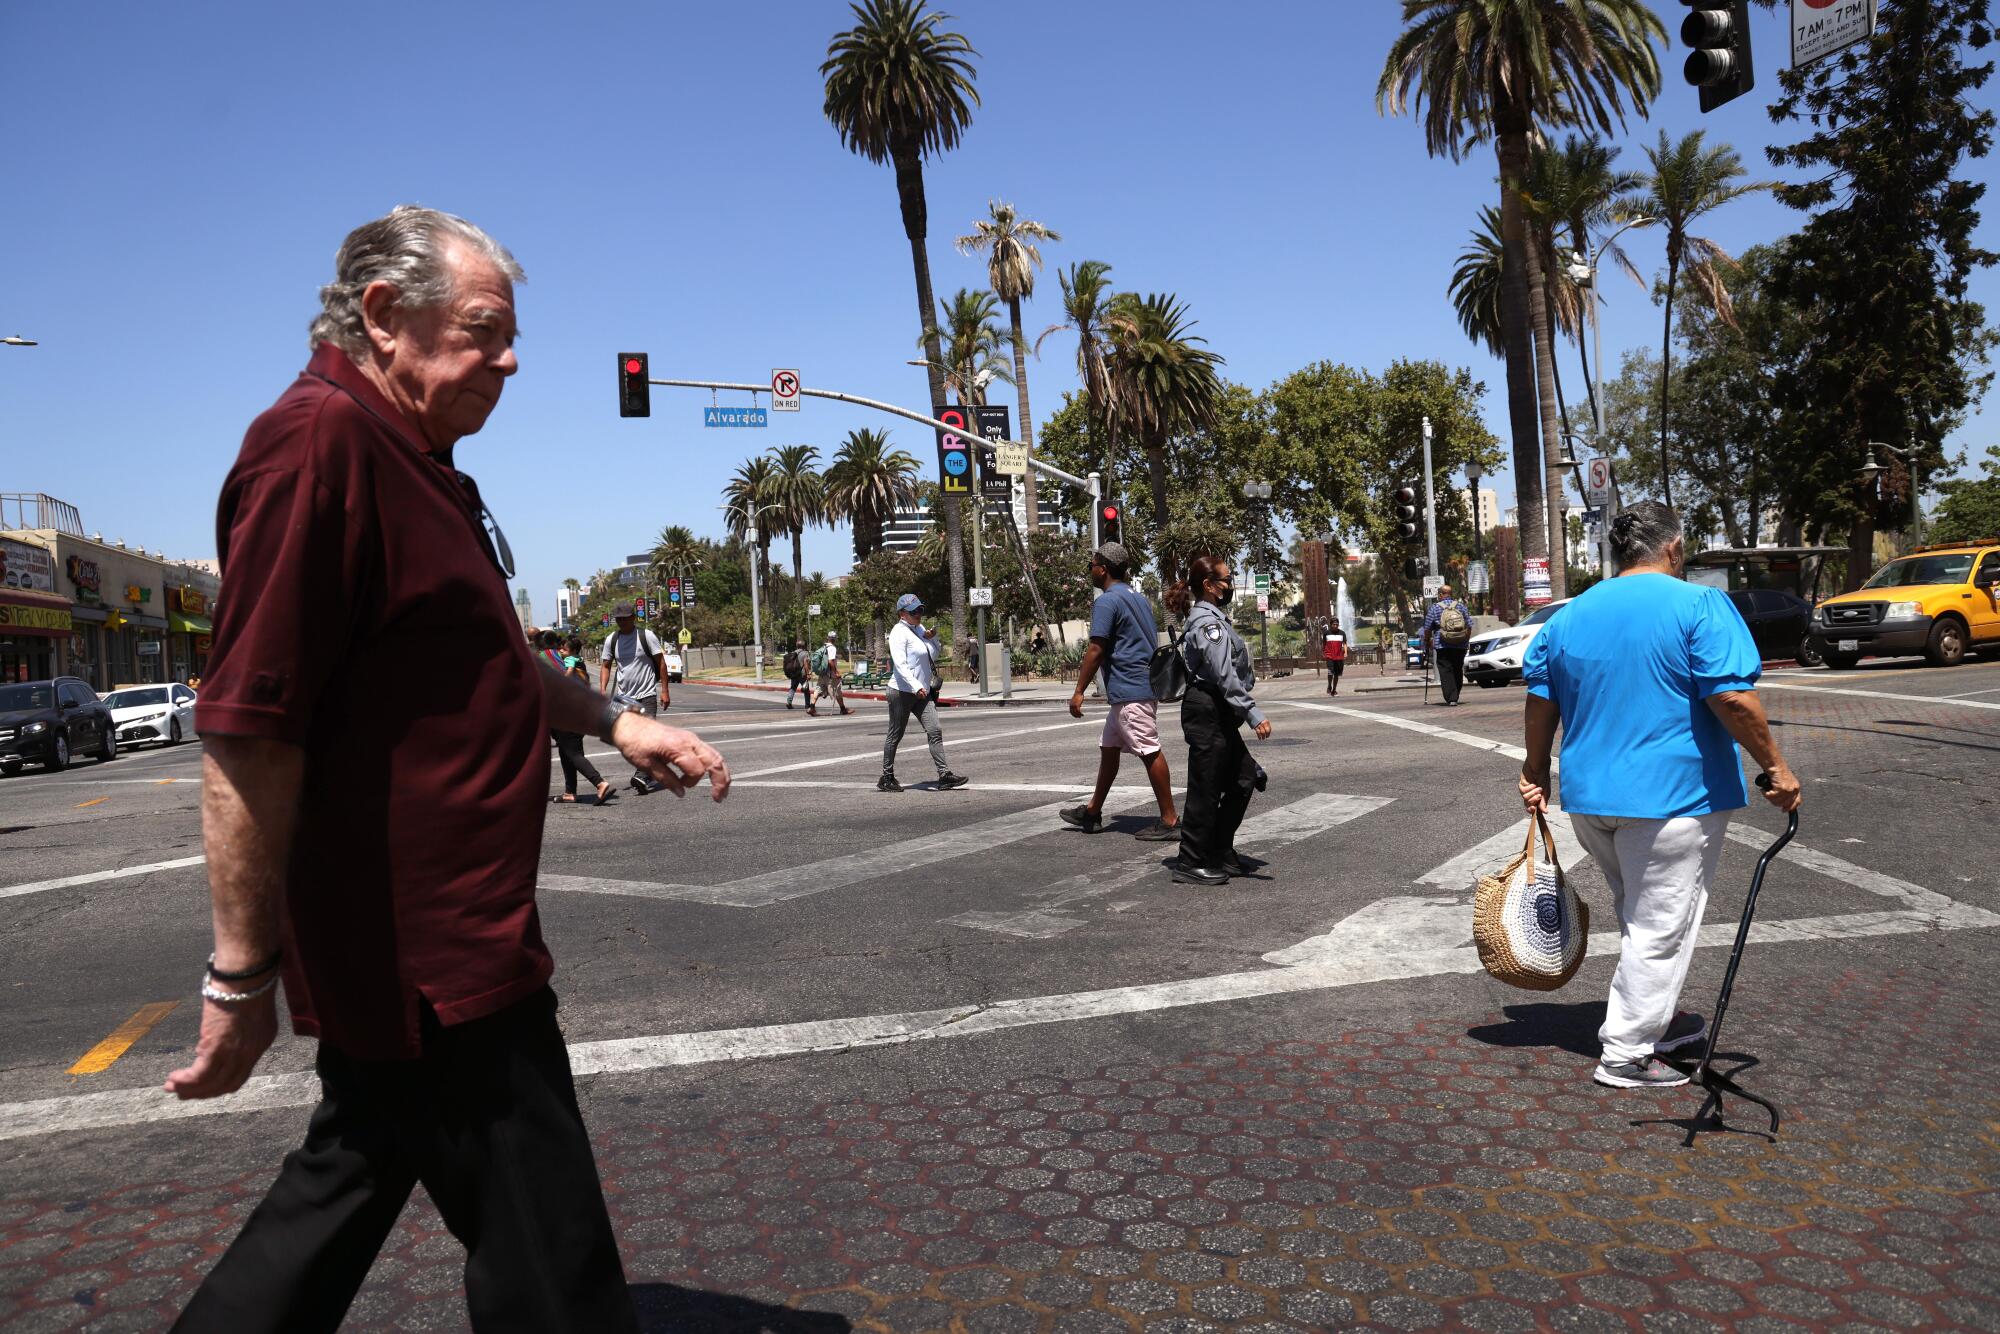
[1421,416,1439,584]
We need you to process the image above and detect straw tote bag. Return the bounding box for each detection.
[1473,813,1590,990]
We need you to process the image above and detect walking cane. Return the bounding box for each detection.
[1681,773,1797,1136]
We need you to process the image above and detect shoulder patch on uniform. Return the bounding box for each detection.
[1205,625,1222,641]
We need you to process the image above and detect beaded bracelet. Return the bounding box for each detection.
[201,973,279,1005]
[206,950,282,982]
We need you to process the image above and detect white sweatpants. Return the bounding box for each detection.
[1570,810,1731,1065]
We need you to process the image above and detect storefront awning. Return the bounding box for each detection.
[0,590,75,638]
[168,611,213,634]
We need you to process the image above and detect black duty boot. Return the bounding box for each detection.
[877,773,903,793]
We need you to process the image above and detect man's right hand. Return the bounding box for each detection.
[1068,691,1085,719]
[612,712,731,800]
[1759,765,1803,813]
[165,991,278,1100]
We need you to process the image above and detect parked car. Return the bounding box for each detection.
[1725,588,1821,666]
[102,683,198,747]
[1807,539,2000,669]
[1465,599,1573,687]
[0,677,117,774]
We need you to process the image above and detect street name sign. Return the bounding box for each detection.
[704,406,767,428]
[974,405,1013,500]
[1792,0,1875,68]
[969,587,994,607]
[771,369,801,412]
[934,405,973,497]
[1585,457,1614,509]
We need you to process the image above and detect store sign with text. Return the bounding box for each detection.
[1,538,55,593]
[67,555,103,604]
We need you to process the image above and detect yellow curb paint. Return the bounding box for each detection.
[74,797,109,809]
[154,779,178,785]
[67,1001,180,1076]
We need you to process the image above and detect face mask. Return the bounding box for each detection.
[1212,583,1235,606]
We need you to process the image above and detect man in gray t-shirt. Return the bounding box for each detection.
[599,602,668,792]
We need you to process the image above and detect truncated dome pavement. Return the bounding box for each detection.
[2,959,1996,1331]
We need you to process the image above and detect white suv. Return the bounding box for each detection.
[1465,599,1572,687]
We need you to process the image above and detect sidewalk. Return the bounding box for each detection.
[7,950,1992,1330]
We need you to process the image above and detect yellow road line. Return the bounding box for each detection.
[74,797,108,809]
[154,778,178,785]
[67,1001,180,1076]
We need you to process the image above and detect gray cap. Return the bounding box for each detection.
[1092,541,1130,570]
[612,601,635,618]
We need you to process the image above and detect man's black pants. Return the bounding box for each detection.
[1437,645,1468,703]
[173,989,636,1334]
[1178,685,1257,869]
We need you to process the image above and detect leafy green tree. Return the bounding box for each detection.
[1933,447,2000,543]
[1381,0,1664,594]
[822,0,979,650]
[957,201,1060,519]
[765,444,825,635]
[1761,0,1997,587]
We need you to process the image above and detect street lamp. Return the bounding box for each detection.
[1464,463,1485,611]
[1575,215,1657,446]
[1864,441,1924,546]
[1241,481,1275,660]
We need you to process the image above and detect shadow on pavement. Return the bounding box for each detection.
[631,1282,853,1332]
[1465,1000,1605,1057]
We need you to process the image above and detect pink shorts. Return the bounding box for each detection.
[1101,699,1162,756]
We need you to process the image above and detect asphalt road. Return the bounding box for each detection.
[3,657,1997,1327]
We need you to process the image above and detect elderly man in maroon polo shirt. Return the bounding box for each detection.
[165,206,728,1334]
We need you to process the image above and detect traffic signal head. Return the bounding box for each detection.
[1681,0,1753,113]
[1403,555,1425,580]
[618,352,651,418]
[1392,485,1423,542]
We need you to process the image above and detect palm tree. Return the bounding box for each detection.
[765,445,825,627]
[648,525,702,629]
[1104,292,1225,578]
[825,427,920,559]
[822,0,979,659]
[1380,0,1664,591]
[933,287,1013,405]
[956,201,1060,522]
[1448,207,1507,356]
[723,456,778,607]
[1624,128,1770,504]
[1526,134,1646,427]
[1036,260,1119,475]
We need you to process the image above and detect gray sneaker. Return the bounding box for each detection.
[1593,1056,1691,1089]
[1653,1011,1707,1054]
[1132,820,1180,842]
[1059,804,1103,832]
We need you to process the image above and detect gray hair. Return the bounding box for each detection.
[1609,500,1684,570]
[309,205,525,355]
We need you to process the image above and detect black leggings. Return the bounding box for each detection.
[553,731,602,795]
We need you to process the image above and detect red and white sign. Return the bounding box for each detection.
[771,368,801,412]
[1585,457,1614,509]
[1792,0,1874,69]
[1523,557,1553,608]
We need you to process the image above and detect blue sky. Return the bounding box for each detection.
[3,1,1993,618]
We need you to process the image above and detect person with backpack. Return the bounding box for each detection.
[600,602,669,792]
[1422,584,1475,706]
[812,631,852,717]
[782,639,811,710]
[1321,621,1349,696]
[1059,542,1179,842]
[1164,554,1270,885]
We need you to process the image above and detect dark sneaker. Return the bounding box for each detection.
[1171,859,1229,886]
[1653,1011,1707,1054]
[877,773,902,793]
[1059,804,1103,832]
[629,776,654,795]
[936,773,969,791]
[1132,820,1179,842]
[1593,1056,1691,1089]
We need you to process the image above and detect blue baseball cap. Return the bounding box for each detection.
[895,593,924,613]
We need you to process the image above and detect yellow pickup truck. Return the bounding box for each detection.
[1808,538,2000,669]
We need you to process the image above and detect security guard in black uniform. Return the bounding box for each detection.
[1165,555,1271,884]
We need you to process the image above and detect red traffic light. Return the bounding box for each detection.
[1102,504,1119,522]
[623,357,643,375]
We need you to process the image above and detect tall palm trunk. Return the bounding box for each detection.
[1007,296,1038,523]
[893,143,969,668]
[1658,247,1681,506]
[1523,219,1570,602]
[1494,133,1549,570]
[790,530,806,634]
